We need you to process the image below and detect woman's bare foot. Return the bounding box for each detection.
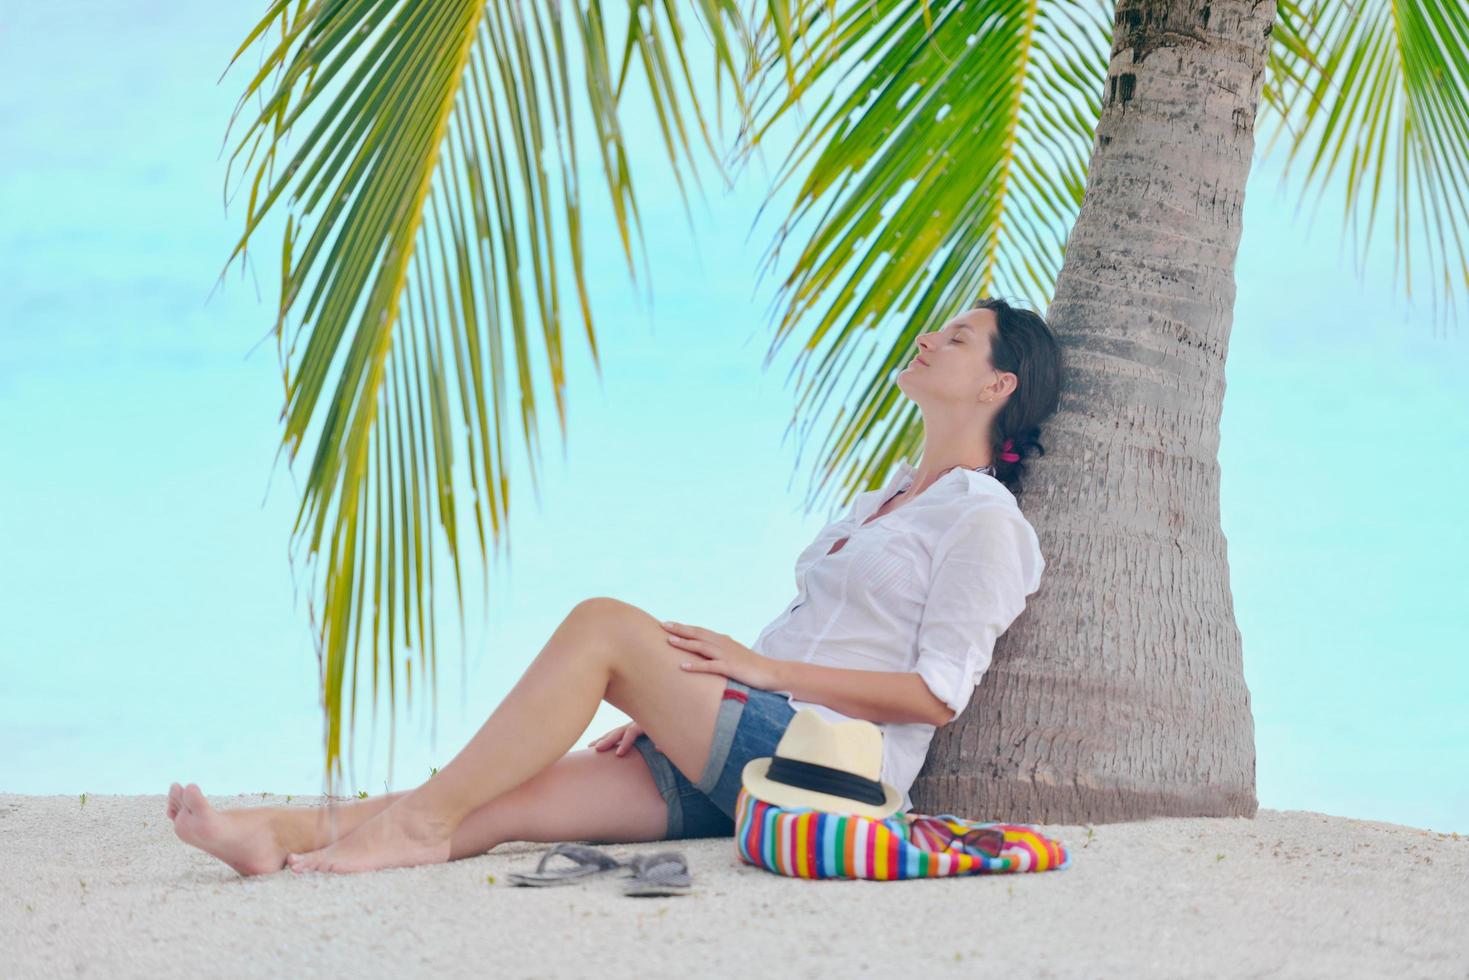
[167,782,288,876]
[286,796,452,874]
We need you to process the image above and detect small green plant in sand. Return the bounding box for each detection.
[430,766,439,777]
[357,790,368,799]
[79,793,87,807]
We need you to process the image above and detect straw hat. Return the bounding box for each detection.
[741,709,904,819]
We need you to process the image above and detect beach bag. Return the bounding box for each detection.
[732,786,1071,880]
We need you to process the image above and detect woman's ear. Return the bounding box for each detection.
[994,370,1019,400]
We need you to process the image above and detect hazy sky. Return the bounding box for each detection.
[2,2,1465,833]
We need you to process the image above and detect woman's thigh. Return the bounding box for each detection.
[447,597,735,856]
[585,597,731,788]
[631,679,798,839]
[449,746,669,858]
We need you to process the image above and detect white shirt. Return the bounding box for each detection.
[749,459,1045,813]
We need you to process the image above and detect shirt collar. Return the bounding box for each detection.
[891,459,1014,503]
[853,459,1012,523]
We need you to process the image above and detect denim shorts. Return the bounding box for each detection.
[632,678,798,840]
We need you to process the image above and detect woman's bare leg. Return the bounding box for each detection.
[277,596,725,873]
[167,783,402,876]
[168,744,669,876]
[445,744,671,857]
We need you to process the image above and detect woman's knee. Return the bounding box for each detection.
[568,596,628,619]
[562,598,663,667]
[567,596,658,634]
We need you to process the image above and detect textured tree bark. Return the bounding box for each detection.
[913,0,1274,823]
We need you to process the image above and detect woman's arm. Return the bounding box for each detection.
[660,619,951,726]
[771,659,953,727]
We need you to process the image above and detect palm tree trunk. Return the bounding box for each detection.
[914,0,1275,823]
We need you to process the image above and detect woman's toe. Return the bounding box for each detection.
[287,851,320,872]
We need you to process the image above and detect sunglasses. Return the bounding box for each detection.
[909,816,1008,858]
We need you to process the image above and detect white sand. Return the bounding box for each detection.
[3,793,1465,978]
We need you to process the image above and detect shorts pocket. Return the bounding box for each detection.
[704,691,796,818]
[695,683,748,795]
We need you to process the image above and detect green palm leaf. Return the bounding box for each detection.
[214,0,787,789]
[1259,0,1469,329]
[728,0,1112,512]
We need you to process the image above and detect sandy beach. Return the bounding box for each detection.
[3,793,1464,978]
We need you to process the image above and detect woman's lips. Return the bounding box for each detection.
[914,355,929,366]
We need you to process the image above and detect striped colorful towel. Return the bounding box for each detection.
[733,786,1071,880]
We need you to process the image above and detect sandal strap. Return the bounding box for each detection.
[630,850,689,877]
[535,842,622,874]
[629,858,692,888]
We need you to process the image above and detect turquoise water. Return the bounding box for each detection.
[2,3,1464,832]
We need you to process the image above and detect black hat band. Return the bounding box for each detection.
[765,754,887,806]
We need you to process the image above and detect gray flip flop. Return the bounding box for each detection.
[623,850,692,897]
[506,842,628,887]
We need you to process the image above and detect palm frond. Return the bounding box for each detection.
[214,0,776,789]
[729,0,1111,514]
[1260,0,1469,329]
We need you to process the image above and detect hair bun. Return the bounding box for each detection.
[972,296,1062,498]
[998,425,1044,463]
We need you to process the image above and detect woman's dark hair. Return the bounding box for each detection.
[973,297,1062,497]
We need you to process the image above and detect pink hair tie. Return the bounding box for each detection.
[998,438,1021,463]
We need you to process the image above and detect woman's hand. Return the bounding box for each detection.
[587,720,645,756]
[659,620,786,691]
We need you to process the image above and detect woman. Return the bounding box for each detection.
[167,296,1063,876]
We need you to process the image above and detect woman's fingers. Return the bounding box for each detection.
[590,722,640,752]
[587,721,645,754]
[662,621,731,643]
[616,724,641,756]
[668,635,711,657]
[589,726,621,750]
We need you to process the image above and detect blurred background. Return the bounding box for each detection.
[1,1,1465,833]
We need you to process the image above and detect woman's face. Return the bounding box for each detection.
[897,308,1003,404]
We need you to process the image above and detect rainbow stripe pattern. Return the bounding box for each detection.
[733,787,1071,880]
